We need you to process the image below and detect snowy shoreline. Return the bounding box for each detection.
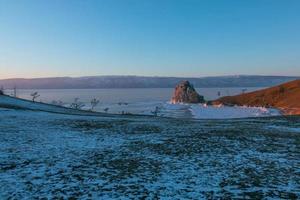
[189,103,281,119]
[163,102,281,119]
[0,95,282,119]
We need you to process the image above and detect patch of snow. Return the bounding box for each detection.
[189,104,281,119]
[266,125,300,133]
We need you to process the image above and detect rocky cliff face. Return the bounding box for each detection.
[171,81,205,104]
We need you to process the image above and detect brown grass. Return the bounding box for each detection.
[213,79,300,115]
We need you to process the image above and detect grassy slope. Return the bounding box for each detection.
[213,79,300,115]
[0,94,100,115]
[0,94,147,119]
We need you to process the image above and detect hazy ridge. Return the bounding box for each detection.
[0,75,298,89]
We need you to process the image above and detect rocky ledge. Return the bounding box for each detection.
[171,80,205,104]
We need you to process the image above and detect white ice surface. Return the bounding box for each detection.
[189,104,281,119]
[0,95,282,119]
[162,102,281,119]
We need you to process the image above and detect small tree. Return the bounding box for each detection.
[279,86,285,94]
[0,86,4,95]
[31,92,40,102]
[90,98,100,111]
[151,106,161,117]
[70,98,85,110]
[13,86,17,97]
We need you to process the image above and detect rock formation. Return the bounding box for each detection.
[212,79,300,115]
[171,80,205,104]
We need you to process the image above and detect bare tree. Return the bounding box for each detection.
[90,98,100,111]
[70,98,85,110]
[31,92,40,102]
[0,86,4,95]
[13,85,17,97]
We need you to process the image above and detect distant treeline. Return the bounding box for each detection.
[0,75,298,89]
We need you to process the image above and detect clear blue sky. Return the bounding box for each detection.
[0,0,300,79]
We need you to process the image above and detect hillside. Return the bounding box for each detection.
[0,75,298,89]
[0,94,101,116]
[213,79,300,115]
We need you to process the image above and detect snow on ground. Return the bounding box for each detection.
[266,125,300,133]
[189,104,281,119]
[0,105,299,199]
[0,95,109,116]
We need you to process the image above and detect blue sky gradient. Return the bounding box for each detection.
[0,0,300,78]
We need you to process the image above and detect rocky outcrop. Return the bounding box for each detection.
[171,81,205,104]
[212,79,300,115]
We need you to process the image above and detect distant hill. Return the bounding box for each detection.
[213,79,300,115]
[0,75,299,89]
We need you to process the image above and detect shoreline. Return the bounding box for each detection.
[0,94,294,120]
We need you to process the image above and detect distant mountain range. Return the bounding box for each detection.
[0,75,299,89]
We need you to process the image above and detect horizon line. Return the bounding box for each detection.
[1,74,299,80]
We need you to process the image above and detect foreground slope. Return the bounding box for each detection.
[213,79,300,115]
[0,94,299,198]
[0,107,299,199]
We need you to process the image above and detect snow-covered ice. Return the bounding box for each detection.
[159,102,281,119]
[189,104,281,119]
[0,94,283,119]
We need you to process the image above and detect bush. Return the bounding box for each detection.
[90,98,100,111]
[279,86,285,94]
[70,98,85,110]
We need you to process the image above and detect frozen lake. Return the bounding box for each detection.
[3,87,280,119]
[6,87,262,104]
